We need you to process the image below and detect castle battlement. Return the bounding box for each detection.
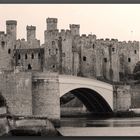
[105,38,110,41]
[26,25,36,30]
[59,29,72,37]
[87,34,96,40]
[78,34,96,44]
[117,40,139,46]
[69,24,80,29]
[46,18,57,23]
[16,39,28,49]
[81,34,86,37]
[127,40,139,45]
[6,20,17,25]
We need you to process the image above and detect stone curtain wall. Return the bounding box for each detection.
[0,72,32,115]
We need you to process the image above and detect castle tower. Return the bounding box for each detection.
[26,25,36,42]
[6,20,17,41]
[69,24,80,36]
[46,18,57,31]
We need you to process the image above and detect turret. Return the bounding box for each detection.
[6,20,17,41]
[26,25,36,42]
[69,24,80,36]
[46,18,57,31]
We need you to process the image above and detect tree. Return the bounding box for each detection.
[133,61,140,80]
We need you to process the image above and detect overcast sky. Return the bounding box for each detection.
[0,4,140,43]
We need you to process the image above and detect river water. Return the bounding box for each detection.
[58,117,140,136]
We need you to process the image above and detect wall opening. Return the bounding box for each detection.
[38,53,40,59]
[52,65,56,68]
[49,49,51,55]
[18,54,21,60]
[28,64,32,70]
[25,54,28,59]
[112,48,115,52]
[1,41,5,48]
[93,44,95,49]
[128,58,131,62]
[0,93,6,107]
[104,58,107,63]
[31,53,34,59]
[83,56,86,61]
[8,49,11,54]
[134,50,137,54]
[56,49,58,54]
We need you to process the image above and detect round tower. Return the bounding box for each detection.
[46,18,57,31]
[26,25,36,42]
[69,24,80,36]
[6,20,17,41]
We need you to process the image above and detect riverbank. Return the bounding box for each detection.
[61,107,140,118]
[0,114,62,136]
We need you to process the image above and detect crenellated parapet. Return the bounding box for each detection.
[6,20,17,25]
[78,34,96,47]
[59,29,72,38]
[16,39,28,49]
[15,38,40,49]
[69,24,80,36]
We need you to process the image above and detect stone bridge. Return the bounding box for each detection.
[59,75,113,112]
[0,72,114,126]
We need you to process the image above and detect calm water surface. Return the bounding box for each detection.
[61,117,140,127]
[58,117,140,136]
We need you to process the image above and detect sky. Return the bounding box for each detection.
[0,4,140,43]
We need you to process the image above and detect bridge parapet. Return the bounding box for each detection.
[32,72,59,80]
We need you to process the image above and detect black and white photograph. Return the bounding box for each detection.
[0,4,139,136]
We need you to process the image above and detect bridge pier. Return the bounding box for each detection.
[113,85,131,112]
[32,72,60,127]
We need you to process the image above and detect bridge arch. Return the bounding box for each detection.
[61,88,112,113]
[59,75,113,112]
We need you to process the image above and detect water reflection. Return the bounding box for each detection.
[61,117,140,127]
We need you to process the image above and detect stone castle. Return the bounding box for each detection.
[0,18,139,82]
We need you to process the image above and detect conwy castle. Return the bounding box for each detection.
[0,18,139,82]
[0,18,140,134]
